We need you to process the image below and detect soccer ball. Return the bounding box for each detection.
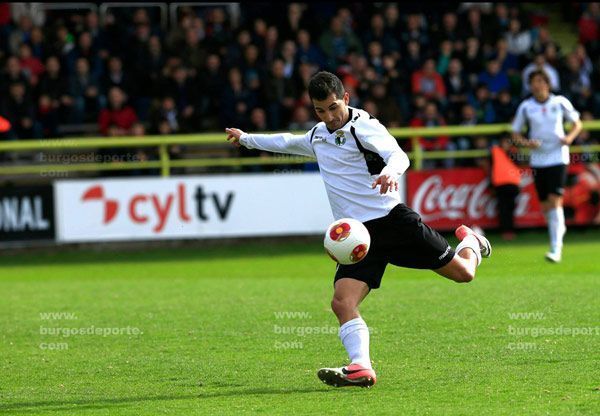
[324,218,371,265]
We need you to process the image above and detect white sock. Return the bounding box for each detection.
[547,207,565,252]
[456,235,481,266]
[339,317,371,369]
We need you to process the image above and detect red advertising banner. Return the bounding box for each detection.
[407,165,600,231]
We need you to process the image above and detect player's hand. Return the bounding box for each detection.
[559,136,573,145]
[372,174,398,194]
[528,139,541,149]
[225,127,244,147]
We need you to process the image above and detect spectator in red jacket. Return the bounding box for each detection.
[98,86,138,136]
[17,43,44,86]
[409,100,450,169]
[411,58,447,105]
[578,3,599,46]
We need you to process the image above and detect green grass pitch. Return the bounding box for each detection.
[1,230,599,415]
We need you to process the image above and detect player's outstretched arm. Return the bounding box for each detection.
[225,127,315,157]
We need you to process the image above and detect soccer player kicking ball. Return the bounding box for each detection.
[226,71,491,388]
[511,69,582,263]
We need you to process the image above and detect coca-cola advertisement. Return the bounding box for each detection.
[407,165,600,231]
[405,168,524,231]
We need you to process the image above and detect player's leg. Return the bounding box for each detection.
[540,165,567,262]
[331,277,370,325]
[318,259,386,388]
[331,278,372,368]
[318,277,377,387]
[433,224,491,283]
[545,192,565,262]
[383,204,490,283]
[434,249,477,283]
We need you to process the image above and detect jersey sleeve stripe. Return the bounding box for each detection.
[350,126,386,175]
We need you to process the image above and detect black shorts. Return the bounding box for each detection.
[334,203,455,290]
[532,164,567,201]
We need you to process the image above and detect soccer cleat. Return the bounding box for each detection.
[455,225,492,258]
[317,363,376,388]
[545,250,561,263]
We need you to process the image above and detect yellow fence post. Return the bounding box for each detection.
[159,144,170,177]
[411,137,422,171]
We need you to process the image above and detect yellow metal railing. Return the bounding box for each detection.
[1,122,599,176]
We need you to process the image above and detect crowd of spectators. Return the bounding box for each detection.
[0,2,599,169]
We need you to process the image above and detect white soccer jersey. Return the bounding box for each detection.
[511,94,580,167]
[239,107,410,222]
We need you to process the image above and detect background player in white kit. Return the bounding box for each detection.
[511,69,583,263]
[226,71,492,388]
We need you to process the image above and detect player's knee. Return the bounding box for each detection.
[331,297,356,317]
[453,266,474,283]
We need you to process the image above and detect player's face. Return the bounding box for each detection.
[312,92,350,131]
[530,75,550,100]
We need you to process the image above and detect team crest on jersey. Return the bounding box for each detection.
[335,131,346,146]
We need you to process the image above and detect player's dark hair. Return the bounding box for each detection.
[308,71,345,101]
[528,69,550,86]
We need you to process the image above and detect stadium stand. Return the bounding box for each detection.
[0,2,599,172]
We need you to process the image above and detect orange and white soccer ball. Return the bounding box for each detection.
[324,218,371,265]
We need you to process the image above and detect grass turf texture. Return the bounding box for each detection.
[0,230,598,415]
